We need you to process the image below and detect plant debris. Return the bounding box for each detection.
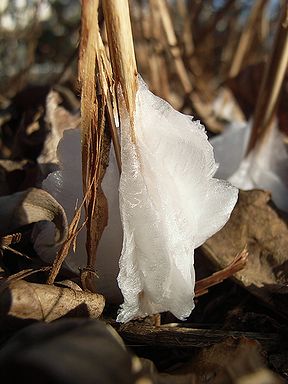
[0,1,288,383]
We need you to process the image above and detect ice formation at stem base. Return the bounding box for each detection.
[33,77,238,323]
[116,78,238,322]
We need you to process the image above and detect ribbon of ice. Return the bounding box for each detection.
[34,78,238,323]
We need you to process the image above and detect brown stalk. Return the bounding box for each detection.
[47,201,84,285]
[154,0,223,133]
[219,5,242,77]
[77,0,115,291]
[153,0,192,95]
[246,2,288,154]
[195,247,248,298]
[176,0,194,58]
[229,0,268,79]
[136,10,152,80]
[102,0,138,138]
[200,0,236,42]
[147,0,170,100]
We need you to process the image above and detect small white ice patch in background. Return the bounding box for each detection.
[211,121,288,213]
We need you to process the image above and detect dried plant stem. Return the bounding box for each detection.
[246,3,288,154]
[78,0,113,291]
[154,0,192,95]
[176,0,194,58]
[102,0,138,138]
[154,0,223,133]
[117,323,279,350]
[229,0,268,79]
[195,247,248,298]
[47,201,84,285]
[201,0,236,42]
[79,0,101,283]
[146,0,170,100]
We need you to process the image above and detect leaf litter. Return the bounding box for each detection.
[0,1,288,383]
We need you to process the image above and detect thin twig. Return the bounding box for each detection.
[47,200,84,285]
[246,2,288,154]
[195,247,248,297]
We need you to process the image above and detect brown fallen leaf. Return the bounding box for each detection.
[0,278,105,324]
[0,318,144,384]
[201,189,288,319]
[37,88,80,177]
[1,84,79,164]
[0,187,67,245]
[171,337,284,384]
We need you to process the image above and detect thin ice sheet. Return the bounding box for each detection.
[117,78,238,322]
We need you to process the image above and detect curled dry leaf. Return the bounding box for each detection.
[172,337,284,384]
[0,187,68,245]
[0,279,105,324]
[201,189,288,319]
[37,88,80,176]
[0,318,145,384]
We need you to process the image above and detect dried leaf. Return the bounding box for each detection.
[37,88,80,176]
[201,189,288,319]
[0,279,105,324]
[0,187,68,245]
[78,1,113,290]
[0,318,143,384]
[172,337,284,384]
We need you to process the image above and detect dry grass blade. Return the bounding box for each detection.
[246,2,288,154]
[47,201,84,285]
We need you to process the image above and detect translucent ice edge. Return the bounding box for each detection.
[116,77,238,322]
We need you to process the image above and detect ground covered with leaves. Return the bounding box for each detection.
[0,1,288,383]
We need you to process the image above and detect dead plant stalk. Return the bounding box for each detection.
[102,0,138,137]
[64,0,112,291]
[229,0,268,79]
[246,2,288,154]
